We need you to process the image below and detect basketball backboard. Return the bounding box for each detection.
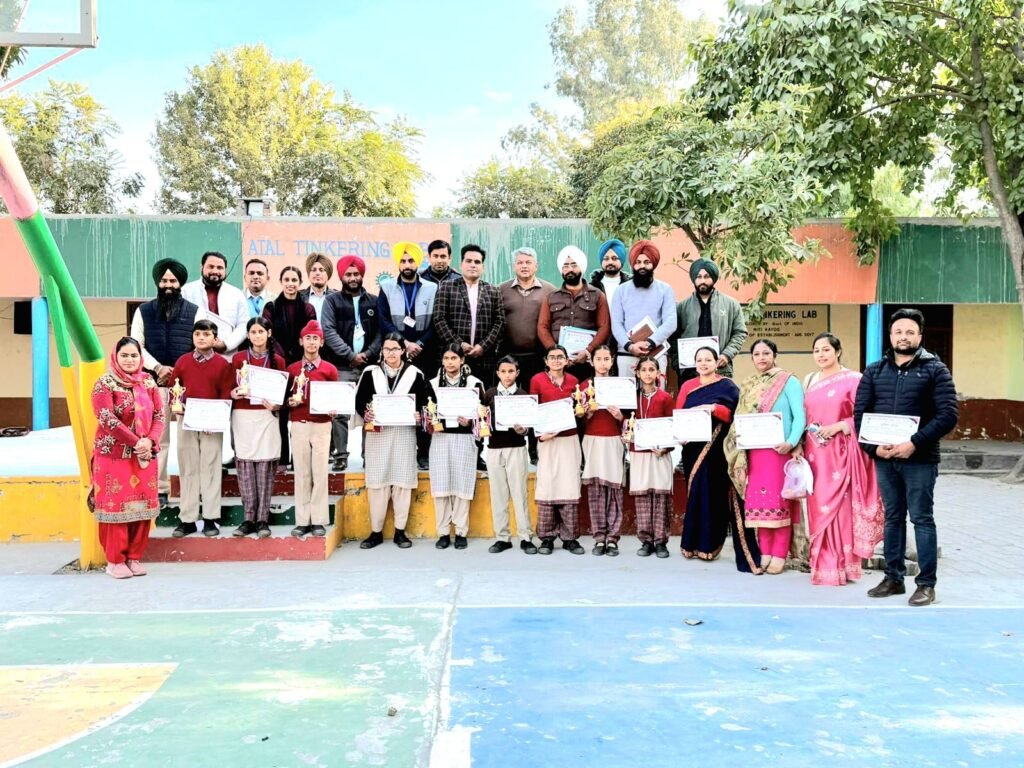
[0,0,96,48]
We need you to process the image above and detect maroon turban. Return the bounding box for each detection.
[628,240,661,269]
[337,255,366,276]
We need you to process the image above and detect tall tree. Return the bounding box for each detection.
[453,158,575,219]
[586,93,827,314]
[0,80,143,213]
[154,44,424,216]
[549,0,714,125]
[696,0,1024,319]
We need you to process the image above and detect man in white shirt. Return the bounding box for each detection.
[180,251,249,355]
[243,258,273,318]
[300,252,336,322]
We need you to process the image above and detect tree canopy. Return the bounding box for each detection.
[154,44,424,216]
[452,159,575,219]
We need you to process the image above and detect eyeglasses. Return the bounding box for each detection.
[382,347,403,354]
[546,354,567,361]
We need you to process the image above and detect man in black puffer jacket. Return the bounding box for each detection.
[854,308,958,607]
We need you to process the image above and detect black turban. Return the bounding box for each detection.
[152,258,188,286]
[689,258,720,284]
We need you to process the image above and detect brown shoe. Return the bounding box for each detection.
[908,586,936,607]
[867,578,906,598]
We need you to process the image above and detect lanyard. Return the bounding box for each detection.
[640,390,656,419]
[401,280,420,317]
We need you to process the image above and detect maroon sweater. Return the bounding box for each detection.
[630,388,674,454]
[230,351,287,412]
[529,371,580,439]
[171,352,234,403]
[287,358,339,423]
[580,377,631,437]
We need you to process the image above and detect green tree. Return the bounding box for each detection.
[154,44,424,216]
[0,80,143,213]
[587,93,827,314]
[695,0,1024,317]
[453,158,575,219]
[550,0,715,124]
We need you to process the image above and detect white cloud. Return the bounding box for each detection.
[484,90,513,104]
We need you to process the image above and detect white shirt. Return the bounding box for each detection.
[307,286,329,323]
[466,282,480,345]
[181,279,249,354]
[603,273,623,307]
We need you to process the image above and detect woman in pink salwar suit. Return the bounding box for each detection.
[801,333,884,586]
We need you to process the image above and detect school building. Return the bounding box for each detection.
[0,215,1021,440]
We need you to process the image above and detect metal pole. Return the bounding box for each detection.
[31,296,49,430]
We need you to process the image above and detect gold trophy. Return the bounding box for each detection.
[426,397,444,432]
[169,378,185,415]
[622,414,636,442]
[364,403,376,432]
[573,384,586,417]
[476,403,492,439]
[292,369,308,404]
[586,380,599,412]
[237,359,251,396]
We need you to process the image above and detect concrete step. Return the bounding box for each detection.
[156,497,340,527]
[146,524,342,562]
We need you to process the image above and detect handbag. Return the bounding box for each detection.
[781,457,814,500]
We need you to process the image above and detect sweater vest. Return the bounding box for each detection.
[140,299,198,366]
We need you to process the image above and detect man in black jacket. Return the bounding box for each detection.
[854,308,958,607]
[322,256,381,471]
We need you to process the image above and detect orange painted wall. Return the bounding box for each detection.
[0,218,40,298]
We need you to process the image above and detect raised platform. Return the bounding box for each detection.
[146,524,343,562]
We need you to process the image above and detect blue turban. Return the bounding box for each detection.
[597,238,627,262]
[689,258,720,284]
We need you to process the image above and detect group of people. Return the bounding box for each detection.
[91,243,957,606]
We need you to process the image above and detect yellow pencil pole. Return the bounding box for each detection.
[77,358,104,568]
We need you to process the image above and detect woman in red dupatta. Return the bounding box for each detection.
[800,333,883,585]
[90,337,165,579]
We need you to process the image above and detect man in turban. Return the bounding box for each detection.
[130,258,206,505]
[380,241,439,469]
[300,252,336,323]
[538,245,610,383]
[610,240,677,379]
[321,254,381,471]
[671,255,747,382]
[591,238,632,307]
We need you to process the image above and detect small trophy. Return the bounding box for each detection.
[292,369,308,404]
[573,384,586,417]
[476,403,492,439]
[364,406,377,432]
[169,378,185,415]
[586,380,599,412]
[426,397,444,433]
[622,414,636,442]
[237,360,251,396]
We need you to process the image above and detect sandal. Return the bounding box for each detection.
[766,557,785,575]
[681,549,697,560]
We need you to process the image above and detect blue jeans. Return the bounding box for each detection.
[874,460,939,587]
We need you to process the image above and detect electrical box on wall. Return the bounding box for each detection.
[13,300,32,334]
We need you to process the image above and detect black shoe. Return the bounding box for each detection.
[655,542,670,559]
[332,458,348,472]
[604,542,620,557]
[520,540,538,555]
[538,538,555,555]
[563,539,585,555]
[291,525,312,538]
[360,531,384,549]
[310,525,327,537]
[454,535,468,550]
[592,542,607,556]
[867,578,907,598]
[909,585,936,607]
[223,458,236,470]
[489,540,513,553]
[256,522,271,538]
[674,458,686,474]
[158,493,169,508]
[171,521,197,538]
[637,541,655,557]
[435,535,451,550]
[202,520,220,537]
[417,457,429,471]
[394,529,412,548]
[233,521,257,538]
[477,457,487,472]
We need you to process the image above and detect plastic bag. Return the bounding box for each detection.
[781,457,814,499]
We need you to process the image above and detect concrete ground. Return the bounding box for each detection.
[1,474,1022,766]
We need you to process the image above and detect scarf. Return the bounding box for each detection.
[109,346,155,439]
[723,367,792,494]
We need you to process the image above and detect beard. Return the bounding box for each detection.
[157,287,182,320]
[633,268,654,288]
[400,268,418,281]
[696,283,713,296]
[893,341,921,355]
[430,263,449,275]
[201,274,222,289]
[602,263,621,276]
[563,271,582,286]
[343,279,363,294]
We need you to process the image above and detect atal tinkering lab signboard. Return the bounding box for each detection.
[745,305,830,353]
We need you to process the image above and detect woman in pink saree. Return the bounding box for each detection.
[801,333,883,586]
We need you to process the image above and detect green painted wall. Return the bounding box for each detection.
[878,223,1018,304]
[48,217,243,299]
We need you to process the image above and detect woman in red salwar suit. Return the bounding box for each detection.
[90,337,166,578]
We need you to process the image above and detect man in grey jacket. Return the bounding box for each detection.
[672,257,747,382]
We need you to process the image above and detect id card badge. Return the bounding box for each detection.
[403,315,417,328]
[353,326,366,342]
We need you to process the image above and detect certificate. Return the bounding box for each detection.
[372,394,417,426]
[246,367,289,406]
[633,417,677,450]
[535,398,577,435]
[734,412,786,449]
[494,395,538,430]
[593,377,636,410]
[182,398,232,432]
[673,409,712,442]
[309,381,356,415]
[206,312,235,340]
[558,325,596,356]
[436,387,480,419]
[676,336,719,368]
[859,413,920,446]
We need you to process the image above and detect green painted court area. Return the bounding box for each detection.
[1,608,449,767]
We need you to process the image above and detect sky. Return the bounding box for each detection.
[13,0,727,215]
